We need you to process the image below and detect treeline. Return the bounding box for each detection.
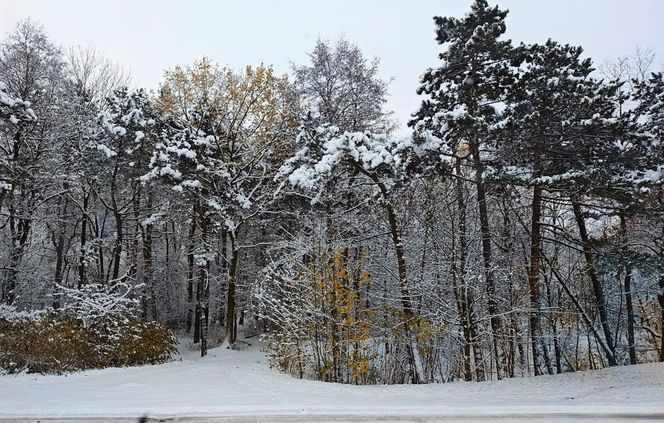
[0,1,663,383]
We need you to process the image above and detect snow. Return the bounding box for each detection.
[181,179,202,189]
[98,111,127,136]
[141,212,163,226]
[280,128,404,192]
[96,143,117,158]
[0,340,662,421]
[235,193,252,209]
[0,304,49,323]
[158,165,182,179]
[0,88,16,107]
[0,86,37,121]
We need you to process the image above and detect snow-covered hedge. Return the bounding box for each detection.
[0,284,177,374]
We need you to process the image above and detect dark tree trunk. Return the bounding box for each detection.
[354,164,423,383]
[143,193,155,319]
[4,212,31,305]
[572,201,617,366]
[111,208,123,283]
[52,233,65,309]
[527,144,544,375]
[187,209,196,337]
[383,191,424,383]
[193,303,201,344]
[546,255,617,366]
[619,215,637,365]
[546,275,562,374]
[78,191,90,289]
[225,232,239,344]
[50,189,69,309]
[109,167,124,284]
[625,266,637,364]
[95,211,106,284]
[219,229,228,327]
[451,159,484,381]
[469,141,503,379]
[197,202,211,357]
[500,191,518,378]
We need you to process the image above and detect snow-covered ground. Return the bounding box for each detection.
[0,339,662,422]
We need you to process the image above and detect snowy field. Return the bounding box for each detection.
[0,340,662,422]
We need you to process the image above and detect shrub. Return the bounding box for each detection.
[0,314,177,374]
[0,284,178,374]
[0,316,98,373]
[112,319,177,367]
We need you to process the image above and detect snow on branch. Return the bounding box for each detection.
[277,119,450,198]
[0,82,38,123]
[57,282,143,328]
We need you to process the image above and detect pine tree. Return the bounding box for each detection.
[495,40,624,371]
[631,72,664,361]
[410,0,515,379]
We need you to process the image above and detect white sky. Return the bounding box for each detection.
[1,0,662,133]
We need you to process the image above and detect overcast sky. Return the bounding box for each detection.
[1,0,662,132]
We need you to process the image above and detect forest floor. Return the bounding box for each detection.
[0,336,663,422]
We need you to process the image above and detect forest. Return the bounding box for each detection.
[0,0,663,385]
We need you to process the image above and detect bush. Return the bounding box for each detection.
[0,287,178,374]
[112,320,177,367]
[0,317,97,373]
[0,314,177,374]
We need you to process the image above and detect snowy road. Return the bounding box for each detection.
[1,341,663,421]
[5,414,664,423]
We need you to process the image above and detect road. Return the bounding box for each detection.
[5,412,664,423]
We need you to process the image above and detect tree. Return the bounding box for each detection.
[0,21,65,305]
[410,0,514,379]
[495,40,625,371]
[278,116,443,383]
[65,44,132,109]
[90,85,160,326]
[293,39,395,133]
[631,71,664,361]
[147,58,299,352]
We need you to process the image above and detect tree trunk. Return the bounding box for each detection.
[50,190,69,309]
[572,201,617,366]
[225,232,239,344]
[469,141,503,379]
[356,167,424,383]
[4,212,31,305]
[143,193,155,319]
[187,209,196,337]
[451,159,484,381]
[546,255,617,366]
[95,212,106,284]
[78,191,89,289]
[109,169,123,283]
[619,214,637,364]
[527,149,544,375]
[546,274,562,374]
[219,229,228,327]
[52,233,65,309]
[197,203,211,357]
[381,189,424,383]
